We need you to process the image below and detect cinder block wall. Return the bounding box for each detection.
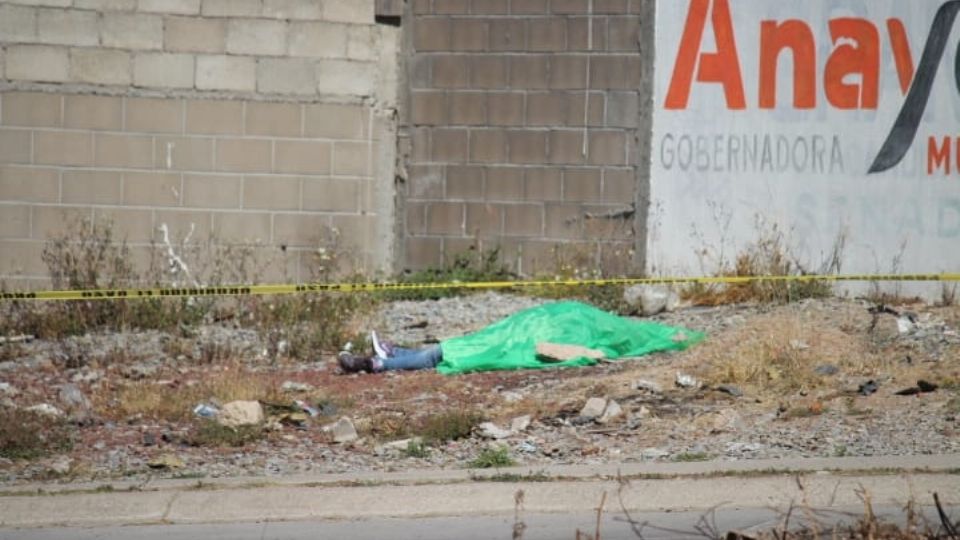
[0,0,399,289]
[401,0,651,276]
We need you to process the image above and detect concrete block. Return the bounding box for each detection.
[303,103,368,139]
[315,59,376,97]
[524,168,562,201]
[404,236,442,270]
[201,0,260,17]
[0,129,32,164]
[471,0,508,14]
[215,138,272,173]
[608,17,640,51]
[487,92,523,126]
[185,99,243,135]
[528,17,565,51]
[563,168,602,202]
[61,170,123,204]
[433,0,468,14]
[426,202,464,235]
[465,203,502,236]
[512,0,548,13]
[547,130,585,165]
[226,19,287,56]
[262,0,322,20]
[449,18,487,51]
[489,19,525,52]
[154,136,214,171]
[257,58,316,95]
[544,203,582,238]
[33,131,94,166]
[165,16,226,53]
[31,205,88,240]
[6,45,69,83]
[446,165,483,199]
[0,204,31,239]
[503,203,542,236]
[1,92,62,127]
[125,97,184,134]
[64,94,123,131]
[93,207,155,242]
[133,53,195,88]
[196,55,256,92]
[567,17,606,51]
[101,13,164,50]
[74,0,137,10]
[507,130,547,164]
[323,0,373,23]
[346,25,377,61]
[413,18,450,51]
[70,48,132,86]
[211,211,271,244]
[428,127,467,162]
[123,171,182,206]
[182,173,241,208]
[94,133,154,168]
[590,55,641,89]
[469,129,506,163]
[288,21,348,58]
[552,0,589,14]
[485,167,524,200]
[37,8,98,46]
[447,92,484,125]
[509,55,549,89]
[245,102,302,137]
[0,166,59,203]
[549,55,588,89]
[602,168,634,203]
[411,90,447,125]
[432,55,469,88]
[605,91,639,128]
[587,131,626,165]
[273,140,331,174]
[2,0,70,6]
[0,5,37,43]
[137,0,200,15]
[152,209,213,240]
[242,175,300,210]
[333,141,369,176]
[301,177,358,212]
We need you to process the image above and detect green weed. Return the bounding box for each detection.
[469,446,515,469]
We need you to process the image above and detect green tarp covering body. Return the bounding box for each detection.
[436,301,703,375]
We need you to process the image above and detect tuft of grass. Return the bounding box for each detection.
[403,439,430,458]
[416,410,483,444]
[0,408,74,460]
[471,470,551,482]
[671,451,710,462]
[683,222,839,306]
[384,247,515,301]
[469,446,515,469]
[187,421,264,447]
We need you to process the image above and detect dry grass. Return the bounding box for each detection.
[691,312,884,397]
[97,362,287,423]
[0,408,74,460]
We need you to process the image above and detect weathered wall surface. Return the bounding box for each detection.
[650,0,960,290]
[0,0,398,288]
[401,0,650,276]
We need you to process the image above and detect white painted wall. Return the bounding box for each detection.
[650,0,960,294]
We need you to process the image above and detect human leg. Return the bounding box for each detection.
[381,345,443,371]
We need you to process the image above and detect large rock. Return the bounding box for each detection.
[328,417,358,443]
[477,422,512,440]
[218,401,264,428]
[579,397,607,420]
[597,400,623,424]
[58,384,91,411]
[623,285,680,316]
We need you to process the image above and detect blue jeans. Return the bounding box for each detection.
[382,345,443,371]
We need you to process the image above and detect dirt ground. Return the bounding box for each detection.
[1,294,958,484]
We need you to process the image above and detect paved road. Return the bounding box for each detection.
[4,505,948,540]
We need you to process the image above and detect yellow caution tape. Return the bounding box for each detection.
[1,273,959,302]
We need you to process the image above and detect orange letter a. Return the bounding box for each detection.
[665,0,747,110]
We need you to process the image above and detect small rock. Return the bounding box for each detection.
[477,422,513,440]
[383,438,421,450]
[218,401,264,428]
[281,381,314,393]
[814,364,839,376]
[896,316,915,335]
[326,417,358,443]
[624,285,680,316]
[58,384,90,411]
[510,415,531,432]
[636,405,652,418]
[598,400,623,424]
[147,454,185,470]
[517,441,538,454]
[858,380,879,397]
[634,380,663,394]
[142,433,157,447]
[917,380,938,393]
[716,384,743,398]
[789,340,810,350]
[26,403,65,418]
[642,448,669,460]
[501,391,524,403]
[0,382,18,396]
[675,372,700,389]
[49,457,72,475]
[579,397,607,420]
